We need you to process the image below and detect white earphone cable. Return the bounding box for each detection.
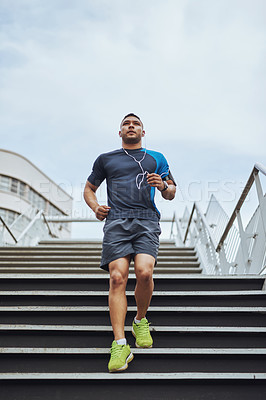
[123,134,169,189]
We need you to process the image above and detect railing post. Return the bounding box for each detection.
[0,216,17,244]
[183,204,195,245]
[171,213,184,246]
[236,210,251,274]
[254,172,266,238]
[16,210,43,243]
[170,212,175,240]
[42,213,57,238]
[218,246,230,275]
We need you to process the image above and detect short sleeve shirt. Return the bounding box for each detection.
[87,147,176,221]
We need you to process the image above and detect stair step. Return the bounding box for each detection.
[38,239,178,245]
[1,375,266,400]
[1,306,265,312]
[0,261,200,267]
[0,256,199,262]
[1,348,266,373]
[1,290,265,307]
[1,290,264,295]
[0,306,265,327]
[1,372,266,379]
[1,327,265,348]
[1,325,266,333]
[0,244,191,248]
[0,250,197,257]
[0,275,264,291]
[0,268,202,275]
[2,347,266,354]
[34,246,194,251]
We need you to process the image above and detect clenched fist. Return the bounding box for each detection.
[146,173,164,191]
[95,205,111,221]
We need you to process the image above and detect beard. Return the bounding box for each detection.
[122,133,142,144]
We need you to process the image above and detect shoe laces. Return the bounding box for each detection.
[110,343,124,357]
[136,319,150,338]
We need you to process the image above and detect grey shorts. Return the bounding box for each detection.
[100,218,161,272]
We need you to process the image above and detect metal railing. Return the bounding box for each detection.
[1,209,175,246]
[1,162,265,275]
[0,216,17,244]
[181,203,220,274]
[0,209,57,246]
[180,163,266,275]
[216,163,266,274]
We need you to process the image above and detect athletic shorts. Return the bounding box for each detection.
[100,218,161,272]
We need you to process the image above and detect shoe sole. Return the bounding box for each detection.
[131,327,153,348]
[108,352,134,373]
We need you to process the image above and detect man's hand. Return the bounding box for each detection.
[146,173,164,191]
[94,205,111,221]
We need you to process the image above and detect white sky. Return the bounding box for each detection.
[0,0,265,239]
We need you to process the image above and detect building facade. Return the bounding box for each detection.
[0,148,73,238]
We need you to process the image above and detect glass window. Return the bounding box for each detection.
[38,194,46,210]
[0,208,19,225]
[28,188,33,203]
[0,176,10,192]
[0,175,65,218]
[28,188,46,211]
[11,178,18,194]
[48,203,63,216]
[7,211,16,224]
[0,208,7,219]
[19,182,27,197]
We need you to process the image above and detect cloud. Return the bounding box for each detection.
[0,0,265,232]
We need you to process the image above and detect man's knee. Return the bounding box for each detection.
[135,267,153,284]
[110,269,128,289]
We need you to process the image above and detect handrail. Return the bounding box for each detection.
[16,210,43,243]
[0,209,56,245]
[170,212,176,239]
[0,216,17,243]
[42,213,56,237]
[216,163,266,252]
[9,205,38,230]
[170,212,184,244]
[183,203,217,250]
[254,162,266,176]
[15,209,57,243]
[183,204,195,244]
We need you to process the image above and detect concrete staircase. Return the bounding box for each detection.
[0,239,202,274]
[0,239,266,399]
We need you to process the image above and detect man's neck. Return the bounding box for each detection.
[122,142,142,150]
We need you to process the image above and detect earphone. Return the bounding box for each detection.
[122,134,169,190]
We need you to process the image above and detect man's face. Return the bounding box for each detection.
[119,116,144,145]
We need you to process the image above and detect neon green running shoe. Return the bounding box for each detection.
[132,318,153,348]
[108,340,134,373]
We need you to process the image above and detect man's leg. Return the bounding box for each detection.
[108,255,134,372]
[109,255,131,340]
[134,253,155,320]
[131,253,155,348]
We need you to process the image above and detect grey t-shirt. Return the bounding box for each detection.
[87,147,176,221]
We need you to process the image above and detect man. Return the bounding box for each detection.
[83,113,176,372]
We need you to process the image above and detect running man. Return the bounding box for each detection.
[83,113,176,372]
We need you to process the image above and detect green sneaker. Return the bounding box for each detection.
[108,340,134,372]
[132,318,153,348]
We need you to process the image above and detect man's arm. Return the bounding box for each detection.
[146,173,176,200]
[83,181,111,221]
[160,180,176,200]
